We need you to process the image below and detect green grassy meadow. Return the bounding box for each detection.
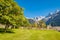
[0,29,60,40]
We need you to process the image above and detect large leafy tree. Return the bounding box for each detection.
[0,0,28,31]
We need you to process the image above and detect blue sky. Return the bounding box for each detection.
[15,0,60,18]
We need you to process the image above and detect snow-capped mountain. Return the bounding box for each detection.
[28,18,35,24]
[34,16,45,21]
[27,9,60,26]
[43,9,60,26]
[27,16,45,24]
[42,12,53,23]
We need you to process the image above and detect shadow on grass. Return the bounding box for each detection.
[0,28,15,34]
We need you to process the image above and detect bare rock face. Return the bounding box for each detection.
[43,10,60,26]
[52,11,60,26]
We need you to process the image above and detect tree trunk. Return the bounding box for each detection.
[4,24,9,32]
[11,25,15,29]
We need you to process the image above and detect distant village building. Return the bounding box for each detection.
[47,25,52,30]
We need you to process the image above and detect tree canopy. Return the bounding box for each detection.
[0,0,30,31]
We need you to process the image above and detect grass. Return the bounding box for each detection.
[0,28,60,40]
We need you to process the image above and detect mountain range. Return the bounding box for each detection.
[27,10,60,26]
[44,10,60,26]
